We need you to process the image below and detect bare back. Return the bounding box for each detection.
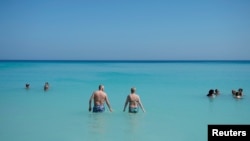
[123,89,145,113]
[89,85,112,112]
[93,90,107,106]
[128,94,140,108]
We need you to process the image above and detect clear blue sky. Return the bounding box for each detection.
[0,0,250,60]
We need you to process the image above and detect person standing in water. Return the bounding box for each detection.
[25,83,30,89]
[123,87,145,113]
[89,84,112,113]
[44,82,49,91]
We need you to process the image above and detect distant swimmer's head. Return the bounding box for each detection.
[99,84,104,91]
[209,89,214,95]
[215,89,219,94]
[207,89,215,97]
[44,82,49,90]
[131,87,136,93]
[238,88,243,96]
[25,83,30,89]
[238,88,243,92]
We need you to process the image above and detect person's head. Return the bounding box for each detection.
[209,89,214,95]
[238,88,243,92]
[215,89,219,94]
[25,83,30,88]
[131,87,136,93]
[44,82,49,90]
[99,84,104,91]
[44,82,49,87]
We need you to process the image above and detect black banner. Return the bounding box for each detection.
[208,125,250,141]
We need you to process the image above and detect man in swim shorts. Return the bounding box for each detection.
[89,84,112,113]
[93,105,105,112]
[123,87,145,113]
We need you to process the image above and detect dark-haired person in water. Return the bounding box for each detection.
[44,82,49,91]
[25,83,30,89]
[207,89,215,97]
[232,88,243,99]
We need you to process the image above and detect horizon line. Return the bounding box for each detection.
[1,59,250,62]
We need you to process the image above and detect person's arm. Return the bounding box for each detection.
[137,96,145,112]
[89,93,94,112]
[105,95,112,112]
[123,96,129,112]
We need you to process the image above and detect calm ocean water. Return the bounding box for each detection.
[0,60,250,141]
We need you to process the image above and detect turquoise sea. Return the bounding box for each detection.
[0,60,250,141]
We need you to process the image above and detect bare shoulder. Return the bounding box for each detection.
[127,94,132,99]
[92,90,100,96]
[135,94,140,98]
[136,94,141,101]
[102,91,108,97]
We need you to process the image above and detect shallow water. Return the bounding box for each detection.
[0,61,249,141]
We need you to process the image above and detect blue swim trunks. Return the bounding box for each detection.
[129,107,139,113]
[93,105,105,113]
